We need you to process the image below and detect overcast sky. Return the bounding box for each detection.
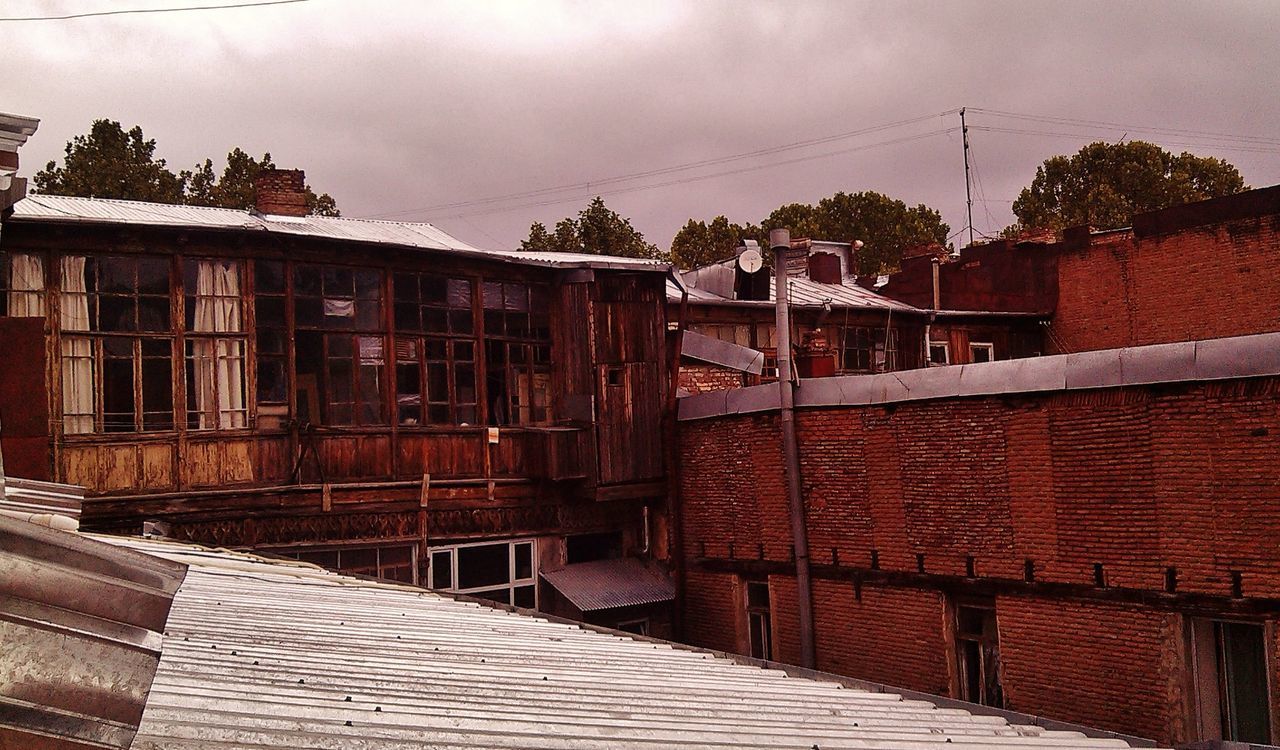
[7,0,1280,251]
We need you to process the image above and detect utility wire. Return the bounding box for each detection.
[370,110,961,219]
[426,128,958,221]
[967,125,1280,156]
[0,0,311,22]
[967,107,1280,147]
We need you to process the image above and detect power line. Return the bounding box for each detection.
[0,0,312,22]
[967,125,1280,156]
[967,108,1280,148]
[370,110,961,219]
[426,128,958,222]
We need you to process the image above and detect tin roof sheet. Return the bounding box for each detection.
[680,329,766,374]
[0,475,85,524]
[61,534,1153,749]
[9,194,669,272]
[541,557,676,612]
[668,270,919,312]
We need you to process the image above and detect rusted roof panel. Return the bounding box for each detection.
[10,195,669,273]
[541,557,675,612]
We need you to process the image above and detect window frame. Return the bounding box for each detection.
[276,543,418,585]
[427,537,538,608]
[969,342,995,364]
[929,341,950,366]
[393,271,480,428]
[59,254,177,435]
[182,258,249,431]
[744,579,773,661]
[482,280,552,426]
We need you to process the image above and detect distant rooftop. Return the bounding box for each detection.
[8,193,670,273]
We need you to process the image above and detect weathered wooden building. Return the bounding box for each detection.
[0,170,673,629]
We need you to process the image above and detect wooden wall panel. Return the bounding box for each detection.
[140,443,174,491]
[256,437,291,484]
[99,445,139,492]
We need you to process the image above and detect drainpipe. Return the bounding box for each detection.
[667,267,689,640]
[772,228,816,669]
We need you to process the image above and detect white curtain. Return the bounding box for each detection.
[60,256,94,434]
[191,260,246,429]
[8,254,45,317]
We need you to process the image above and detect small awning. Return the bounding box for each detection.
[541,558,675,612]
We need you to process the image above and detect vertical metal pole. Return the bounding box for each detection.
[961,108,974,247]
[771,228,816,669]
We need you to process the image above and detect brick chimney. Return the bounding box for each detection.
[254,168,308,217]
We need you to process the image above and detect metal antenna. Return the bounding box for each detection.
[961,108,974,247]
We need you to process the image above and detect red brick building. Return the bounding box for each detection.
[672,186,1280,745]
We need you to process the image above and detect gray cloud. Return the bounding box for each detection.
[8,0,1280,251]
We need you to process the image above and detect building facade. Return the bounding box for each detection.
[671,186,1280,745]
[0,171,674,630]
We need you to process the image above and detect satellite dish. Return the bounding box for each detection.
[738,247,763,273]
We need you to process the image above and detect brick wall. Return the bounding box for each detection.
[677,376,1280,742]
[678,363,747,394]
[997,596,1187,741]
[1052,213,1280,353]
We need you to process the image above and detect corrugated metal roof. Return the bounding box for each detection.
[9,194,669,272]
[0,474,84,525]
[0,515,185,749]
[59,533,1159,749]
[541,557,676,612]
[668,267,919,312]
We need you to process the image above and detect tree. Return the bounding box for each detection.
[1011,140,1247,232]
[520,197,664,260]
[34,119,185,203]
[669,216,765,269]
[35,118,340,216]
[762,191,949,275]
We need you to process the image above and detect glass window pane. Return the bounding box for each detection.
[323,266,353,296]
[446,278,471,307]
[379,546,414,584]
[293,265,322,296]
[255,260,286,294]
[137,296,169,331]
[98,295,135,332]
[472,588,511,605]
[102,349,135,433]
[513,585,535,608]
[514,542,533,580]
[136,258,169,294]
[421,275,446,304]
[482,281,504,310]
[257,358,288,404]
[457,543,511,590]
[431,550,453,589]
[354,269,382,300]
[99,258,135,294]
[257,297,286,329]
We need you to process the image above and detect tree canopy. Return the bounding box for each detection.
[670,191,949,274]
[669,216,766,270]
[521,197,664,260]
[1010,140,1247,232]
[34,119,340,216]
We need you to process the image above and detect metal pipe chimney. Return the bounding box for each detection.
[771,228,816,669]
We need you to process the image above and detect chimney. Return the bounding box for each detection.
[807,252,842,284]
[254,168,308,217]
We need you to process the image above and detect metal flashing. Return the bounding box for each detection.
[679,331,1280,420]
[680,330,766,374]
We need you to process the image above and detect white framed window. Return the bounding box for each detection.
[428,538,537,608]
[969,342,994,364]
[929,342,950,366]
